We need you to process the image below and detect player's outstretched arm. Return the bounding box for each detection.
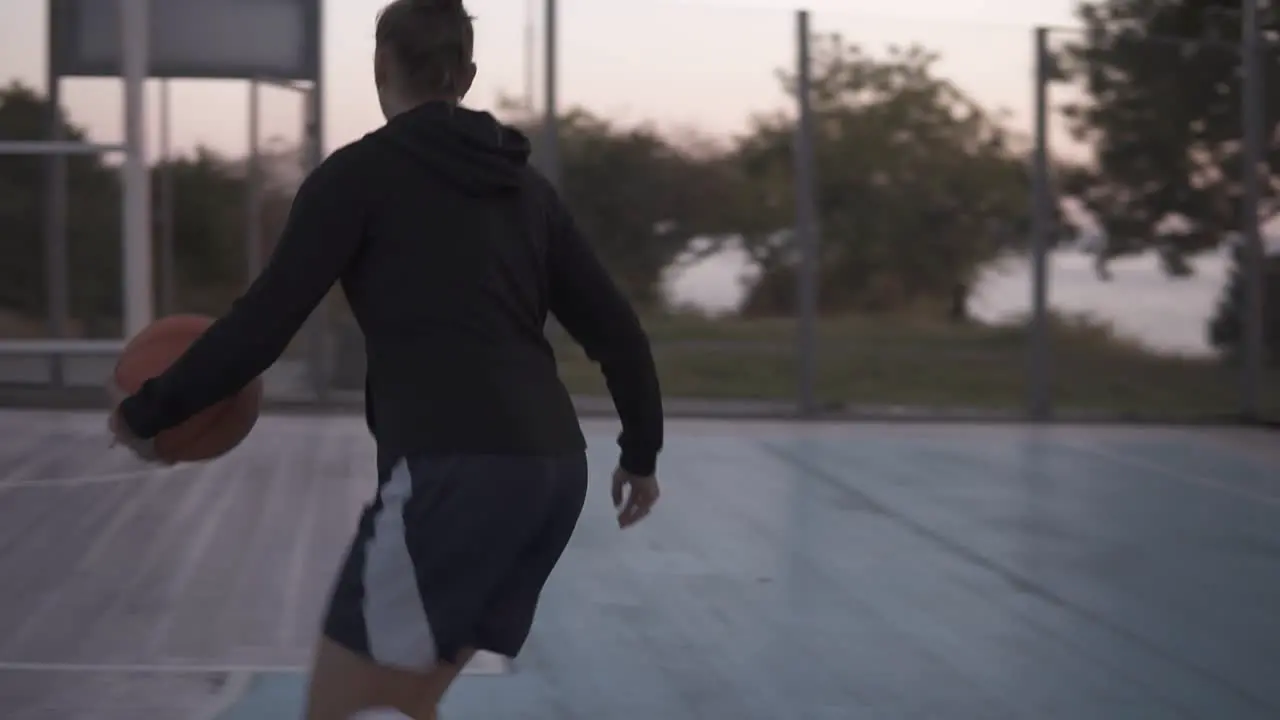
[119,145,371,439]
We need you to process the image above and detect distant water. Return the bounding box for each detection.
[664,245,1236,357]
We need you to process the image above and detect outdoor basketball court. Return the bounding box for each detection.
[0,409,1277,719]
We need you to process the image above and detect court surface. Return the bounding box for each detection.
[0,410,1278,719]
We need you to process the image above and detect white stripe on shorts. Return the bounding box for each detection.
[362,459,438,670]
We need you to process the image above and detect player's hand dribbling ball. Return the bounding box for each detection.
[109,314,263,464]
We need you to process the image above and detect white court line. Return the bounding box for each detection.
[192,670,252,720]
[1064,440,1280,510]
[0,466,187,489]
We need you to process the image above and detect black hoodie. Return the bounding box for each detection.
[119,102,664,476]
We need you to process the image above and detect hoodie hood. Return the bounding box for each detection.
[373,101,531,195]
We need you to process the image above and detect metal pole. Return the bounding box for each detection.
[793,10,820,416]
[1028,27,1053,421]
[299,0,330,404]
[305,75,330,402]
[43,59,68,388]
[1240,0,1264,420]
[524,0,536,112]
[120,0,153,338]
[158,78,177,315]
[542,0,561,188]
[247,80,264,280]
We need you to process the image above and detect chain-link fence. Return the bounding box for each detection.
[0,1,129,397]
[1042,9,1278,422]
[799,10,1040,417]
[0,0,322,404]
[0,0,1275,424]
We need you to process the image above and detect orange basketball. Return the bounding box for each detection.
[113,314,263,463]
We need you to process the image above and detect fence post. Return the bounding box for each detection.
[121,0,154,339]
[158,78,177,315]
[44,8,68,387]
[304,15,330,404]
[542,0,561,189]
[1028,26,1053,421]
[1240,0,1264,420]
[247,79,264,281]
[793,10,820,416]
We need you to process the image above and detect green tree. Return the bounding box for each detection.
[1207,244,1280,364]
[0,82,301,336]
[508,105,740,307]
[733,37,1037,317]
[158,149,255,314]
[1055,0,1280,276]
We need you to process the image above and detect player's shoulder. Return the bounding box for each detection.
[296,137,384,201]
[519,166,565,216]
[314,137,381,180]
[520,164,554,193]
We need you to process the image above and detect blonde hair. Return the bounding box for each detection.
[375,0,475,98]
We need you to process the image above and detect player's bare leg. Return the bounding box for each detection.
[408,646,474,719]
[302,637,475,720]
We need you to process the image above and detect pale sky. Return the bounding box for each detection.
[0,0,1079,156]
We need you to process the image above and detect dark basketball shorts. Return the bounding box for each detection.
[322,451,588,672]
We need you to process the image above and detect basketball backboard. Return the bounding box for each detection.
[50,0,321,80]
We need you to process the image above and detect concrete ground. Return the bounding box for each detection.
[0,411,1278,719]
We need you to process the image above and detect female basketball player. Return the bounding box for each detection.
[108,0,665,717]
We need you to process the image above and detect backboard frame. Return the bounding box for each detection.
[49,0,322,81]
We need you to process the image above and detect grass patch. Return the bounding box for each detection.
[5,307,1275,419]
[550,312,1280,419]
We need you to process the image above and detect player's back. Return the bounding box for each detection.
[338,102,583,461]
